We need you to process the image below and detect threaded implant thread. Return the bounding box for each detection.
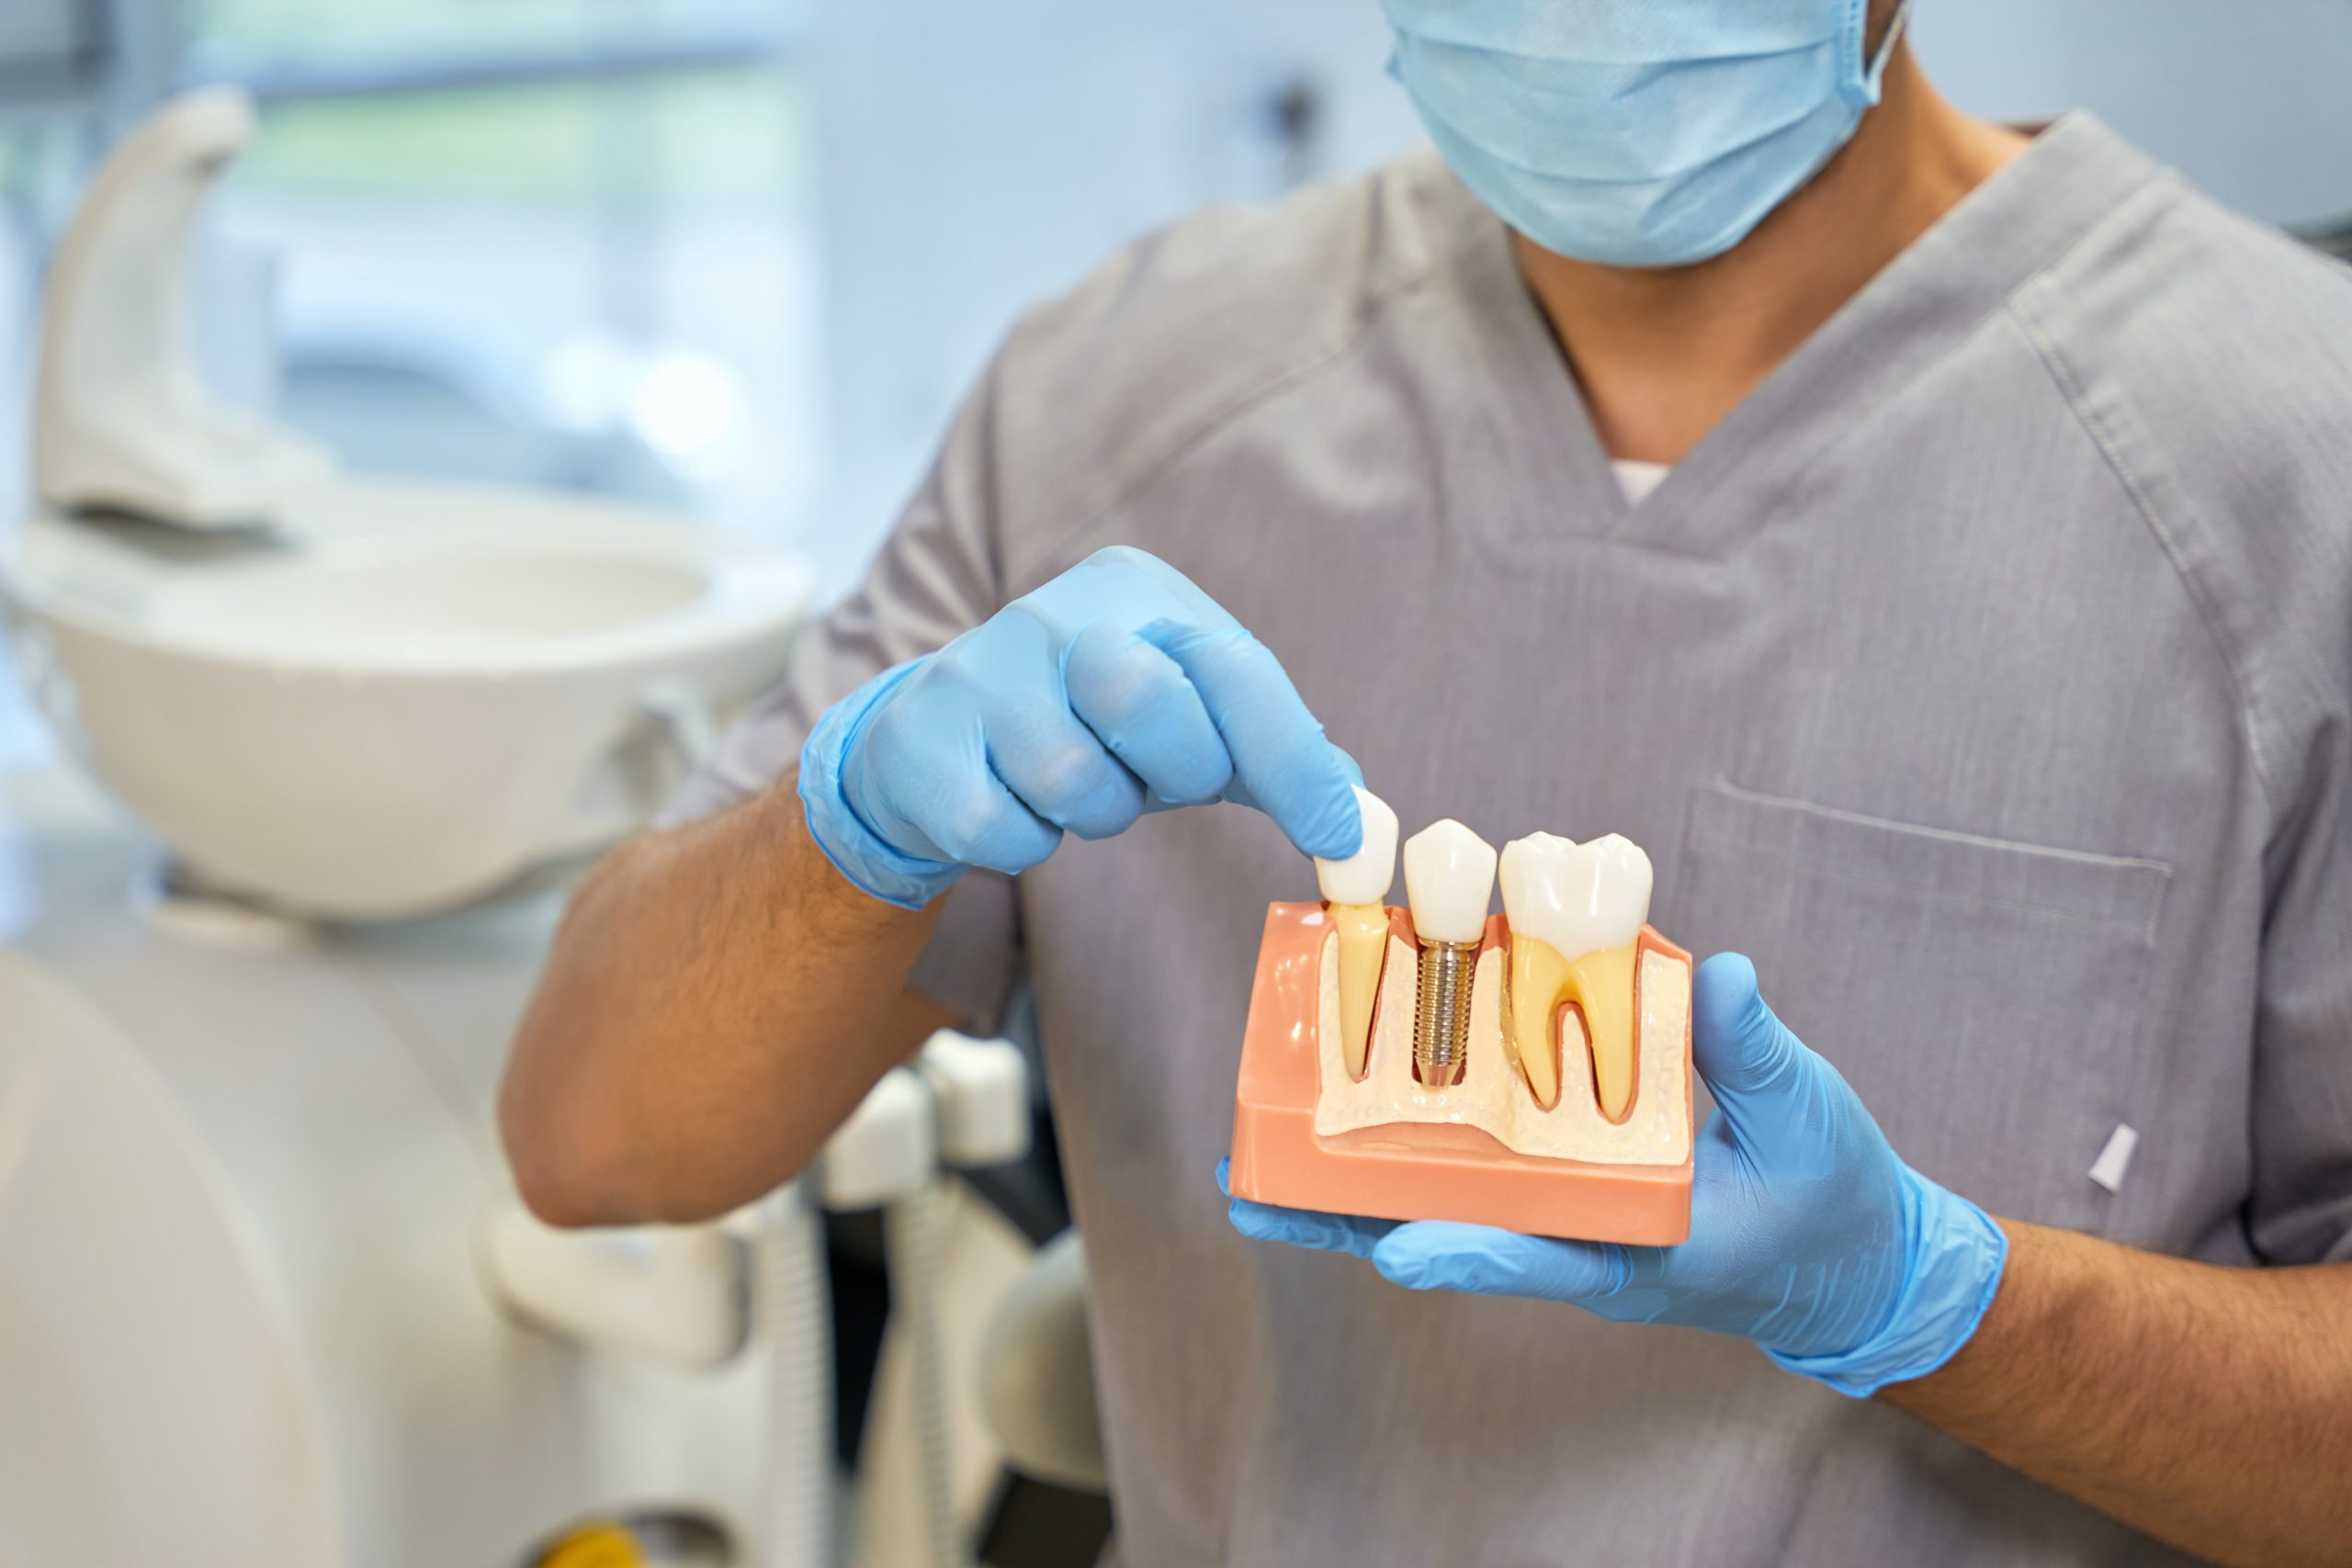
[1413,939,1478,1089]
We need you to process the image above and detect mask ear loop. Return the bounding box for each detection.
[1838,0,1914,109]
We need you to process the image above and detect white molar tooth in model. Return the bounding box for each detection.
[1498,832,1652,962]
[1499,832,1655,1116]
[1402,818,1498,1089]
[1313,786,1399,1079]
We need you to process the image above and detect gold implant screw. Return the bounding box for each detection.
[1413,938,1477,1089]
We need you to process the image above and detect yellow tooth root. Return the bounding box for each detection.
[1506,934,1641,1119]
[1329,903,1390,1080]
[1576,942,1640,1121]
[1507,935,1571,1108]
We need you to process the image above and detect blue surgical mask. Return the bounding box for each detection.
[1384,0,1910,268]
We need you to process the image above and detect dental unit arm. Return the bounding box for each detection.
[1227,789,1696,1245]
[34,87,334,528]
[489,1029,1031,1568]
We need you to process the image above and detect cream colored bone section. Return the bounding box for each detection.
[1311,930,1690,1167]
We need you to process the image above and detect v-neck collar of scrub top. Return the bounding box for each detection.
[1436,113,2167,561]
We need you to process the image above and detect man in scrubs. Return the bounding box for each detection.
[501,1,2352,1561]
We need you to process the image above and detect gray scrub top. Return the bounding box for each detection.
[671,116,2352,1566]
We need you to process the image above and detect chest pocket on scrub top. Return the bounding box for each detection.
[1670,782,2172,1235]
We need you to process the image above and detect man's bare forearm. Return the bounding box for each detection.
[1885,1220,2352,1566]
[499,774,955,1226]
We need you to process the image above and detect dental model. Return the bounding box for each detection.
[1229,795,1694,1245]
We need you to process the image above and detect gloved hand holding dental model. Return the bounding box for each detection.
[1231,926,2011,1398]
[797,546,1362,909]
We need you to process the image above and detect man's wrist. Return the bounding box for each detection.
[1768,1171,2010,1398]
[797,658,964,911]
[756,777,940,941]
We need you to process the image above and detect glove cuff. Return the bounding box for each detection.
[797,658,966,911]
[1766,1169,2009,1399]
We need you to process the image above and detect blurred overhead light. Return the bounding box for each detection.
[631,354,740,457]
[543,331,639,432]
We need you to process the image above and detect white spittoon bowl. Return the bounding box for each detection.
[2,478,813,919]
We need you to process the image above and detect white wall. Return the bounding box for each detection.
[807,0,1419,591]
[15,1,2350,600]
[1913,0,2352,229]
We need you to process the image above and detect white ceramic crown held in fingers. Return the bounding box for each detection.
[1314,785,1399,907]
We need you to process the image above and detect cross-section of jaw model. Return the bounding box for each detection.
[1229,789,1695,1245]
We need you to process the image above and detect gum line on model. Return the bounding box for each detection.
[1227,787,1696,1245]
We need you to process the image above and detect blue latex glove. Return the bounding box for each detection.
[1226,953,2009,1397]
[800,546,1362,908]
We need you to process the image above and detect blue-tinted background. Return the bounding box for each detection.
[1,0,2347,626]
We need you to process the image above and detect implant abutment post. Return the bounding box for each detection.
[1399,818,1498,1089]
[1412,937,1477,1089]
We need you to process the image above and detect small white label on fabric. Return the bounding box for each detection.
[2088,1123,2138,1193]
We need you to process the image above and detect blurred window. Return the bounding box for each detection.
[0,0,103,103]
[187,0,819,537]
[1,123,51,762]
[1,125,46,514]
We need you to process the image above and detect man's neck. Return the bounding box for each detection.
[1513,46,2030,466]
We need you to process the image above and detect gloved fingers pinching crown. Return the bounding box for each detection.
[800,545,1359,906]
[1061,621,1235,808]
[1136,616,1363,862]
[974,685,1148,843]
